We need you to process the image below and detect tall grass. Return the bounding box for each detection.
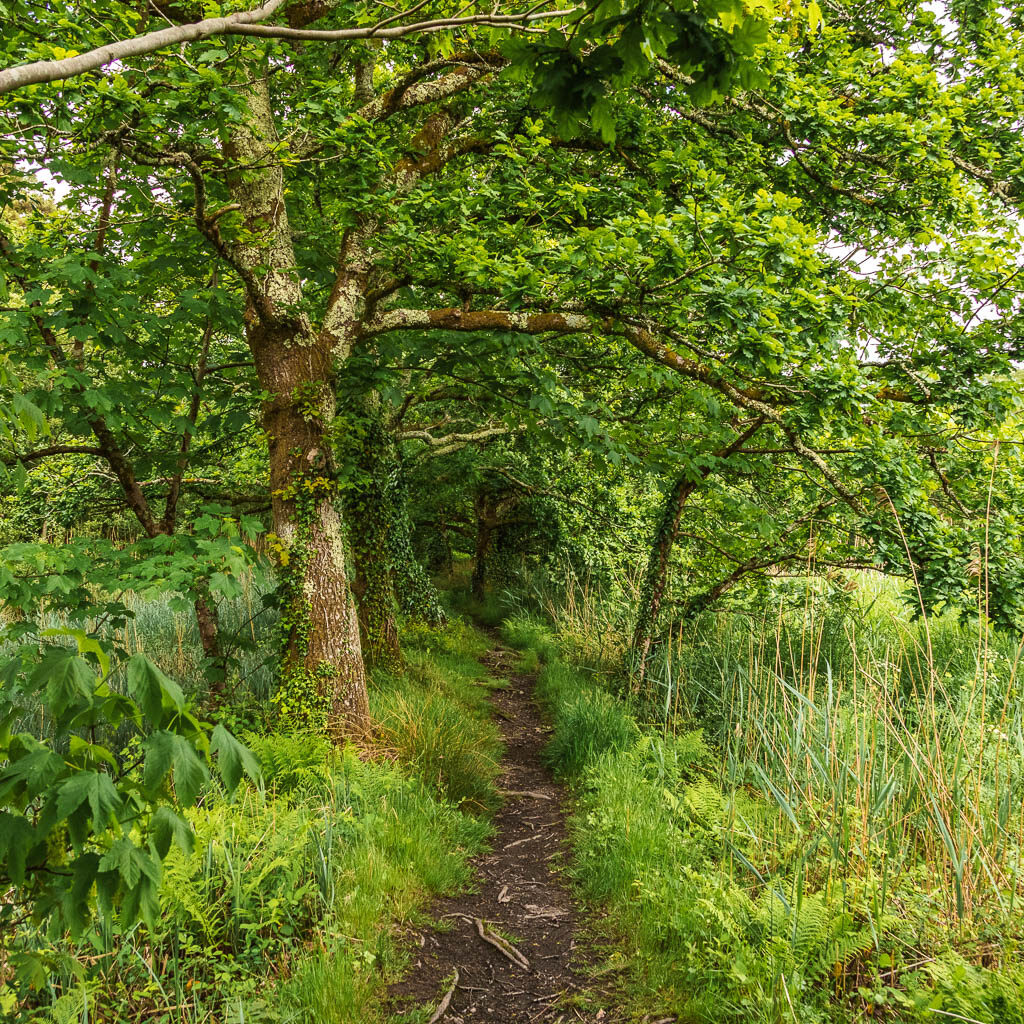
[646,580,1024,930]
[513,569,1024,1021]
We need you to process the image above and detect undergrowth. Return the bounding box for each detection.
[4,613,498,1023]
[500,594,1024,1024]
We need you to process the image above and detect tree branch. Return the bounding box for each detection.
[0,0,288,95]
[1,445,105,465]
[0,2,575,96]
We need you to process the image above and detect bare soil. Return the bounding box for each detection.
[387,644,627,1024]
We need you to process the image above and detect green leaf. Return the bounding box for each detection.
[805,0,823,33]
[0,811,36,884]
[65,852,100,935]
[31,650,96,718]
[150,805,194,859]
[55,771,121,831]
[126,654,184,724]
[210,723,260,792]
[101,841,161,927]
[41,628,110,678]
[143,731,208,806]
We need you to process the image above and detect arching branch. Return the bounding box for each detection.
[0,1,575,96]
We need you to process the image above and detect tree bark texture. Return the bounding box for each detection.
[224,67,368,738]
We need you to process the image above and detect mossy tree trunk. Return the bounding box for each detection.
[631,421,764,683]
[471,490,517,600]
[347,395,404,671]
[224,66,368,738]
[631,473,698,681]
[346,393,445,668]
[471,508,495,600]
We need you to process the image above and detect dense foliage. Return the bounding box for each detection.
[3,0,1024,1019]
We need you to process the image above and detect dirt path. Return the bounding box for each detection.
[387,643,620,1024]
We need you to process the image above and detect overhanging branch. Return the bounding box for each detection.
[0,1,576,96]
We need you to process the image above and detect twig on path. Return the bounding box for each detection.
[505,832,548,850]
[474,917,531,969]
[501,789,553,800]
[427,968,459,1024]
[497,885,511,902]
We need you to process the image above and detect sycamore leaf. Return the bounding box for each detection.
[126,653,184,724]
[64,852,100,935]
[55,771,121,830]
[210,723,260,792]
[150,804,195,859]
[30,649,95,718]
[143,730,208,806]
[0,811,36,884]
[41,628,110,678]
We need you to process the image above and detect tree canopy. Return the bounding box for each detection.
[2,0,1024,956]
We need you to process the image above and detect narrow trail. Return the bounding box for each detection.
[388,642,622,1024]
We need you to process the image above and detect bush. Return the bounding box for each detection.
[6,613,498,1023]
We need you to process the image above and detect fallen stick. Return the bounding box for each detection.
[427,968,459,1024]
[505,833,547,850]
[474,917,530,970]
[497,885,511,903]
[501,789,553,800]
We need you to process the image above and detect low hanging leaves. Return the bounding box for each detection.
[0,636,260,937]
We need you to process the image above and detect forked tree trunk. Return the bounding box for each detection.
[225,67,368,738]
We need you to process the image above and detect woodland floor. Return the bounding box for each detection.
[387,641,634,1024]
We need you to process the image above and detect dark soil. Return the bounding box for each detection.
[387,644,625,1024]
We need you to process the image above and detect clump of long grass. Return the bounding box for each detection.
[645,579,1024,931]
[510,565,640,672]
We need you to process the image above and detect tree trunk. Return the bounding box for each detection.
[631,421,764,684]
[193,583,225,702]
[390,455,445,626]
[631,474,697,681]
[346,393,445,667]
[224,66,368,739]
[471,514,493,600]
[352,553,403,671]
[346,395,403,670]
